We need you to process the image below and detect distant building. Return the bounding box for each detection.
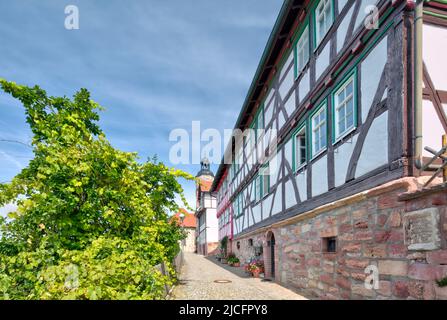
[172,209,197,253]
[195,158,218,256]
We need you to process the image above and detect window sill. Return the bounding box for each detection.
[311,147,327,161]
[294,163,307,174]
[333,126,357,146]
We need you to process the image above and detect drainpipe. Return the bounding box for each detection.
[414,0,424,170]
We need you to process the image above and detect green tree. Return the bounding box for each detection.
[0,79,193,299]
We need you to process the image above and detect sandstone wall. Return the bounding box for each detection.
[231,179,447,300]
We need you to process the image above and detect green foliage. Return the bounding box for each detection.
[437,277,447,288]
[0,79,193,299]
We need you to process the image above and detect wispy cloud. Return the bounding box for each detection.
[0,0,283,207]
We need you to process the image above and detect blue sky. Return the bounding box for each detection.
[0,0,282,210]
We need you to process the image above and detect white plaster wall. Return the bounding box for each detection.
[284,93,296,117]
[337,4,355,53]
[311,155,328,197]
[206,208,219,243]
[315,42,331,81]
[356,111,388,178]
[285,178,297,209]
[253,203,262,224]
[360,36,388,122]
[279,66,294,99]
[262,193,273,219]
[265,102,273,127]
[423,24,447,91]
[299,69,310,103]
[272,187,282,216]
[422,100,446,157]
[278,111,286,132]
[296,170,307,202]
[280,52,293,80]
[334,134,358,187]
[266,88,275,107]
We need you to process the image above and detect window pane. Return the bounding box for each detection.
[346,82,353,96]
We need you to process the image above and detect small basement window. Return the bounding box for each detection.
[248,239,253,247]
[323,237,337,253]
[236,241,241,250]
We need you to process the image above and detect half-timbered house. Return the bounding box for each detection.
[211,0,447,299]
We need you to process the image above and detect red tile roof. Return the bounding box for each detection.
[172,209,197,228]
[198,176,213,192]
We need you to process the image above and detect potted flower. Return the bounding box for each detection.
[227,253,240,267]
[247,259,264,278]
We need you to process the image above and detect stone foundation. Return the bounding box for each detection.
[231,178,447,300]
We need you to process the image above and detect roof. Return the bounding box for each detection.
[211,0,304,191]
[172,209,197,228]
[198,176,213,192]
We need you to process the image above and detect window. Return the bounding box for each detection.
[295,25,310,74]
[323,237,337,253]
[315,0,334,47]
[236,193,244,217]
[260,163,270,197]
[311,103,327,157]
[248,239,254,247]
[257,108,265,131]
[333,74,356,141]
[293,126,307,171]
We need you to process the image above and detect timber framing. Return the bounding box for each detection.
[213,0,447,240]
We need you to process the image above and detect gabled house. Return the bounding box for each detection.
[211,0,447,300]
[172,209,197,253]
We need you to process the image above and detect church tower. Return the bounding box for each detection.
[195,158,218,256]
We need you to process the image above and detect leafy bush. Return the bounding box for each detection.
[0,80,193,299]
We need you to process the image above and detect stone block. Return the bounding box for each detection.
[388,211,402,227]
[392,280,410,298]
[378,280,392,296]
[426,250,447,265]
[378,260,408,276]
[352,284,375,298]
[403,208,441,251]
[387,244,406,258]
[408,263,447,280]
[364,244,387,258]
[346,259,370,269]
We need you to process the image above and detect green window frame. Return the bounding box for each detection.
[250,104,265,143]
[237,193,244,218]
[293,20,311,79]
[309,100,328,159]
[260,162,270,198]
[255,174,262,202]
[292,123,308,172]
[331,68,358,143]
[313,0,335,50]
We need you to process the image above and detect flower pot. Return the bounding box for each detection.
[233,262,240,267]
[221,259,227,264]
[252,269,261,278]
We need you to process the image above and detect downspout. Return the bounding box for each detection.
[414,0,424,170]
[413,0,440,171]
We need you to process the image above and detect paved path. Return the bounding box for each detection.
[171,253,307,300]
